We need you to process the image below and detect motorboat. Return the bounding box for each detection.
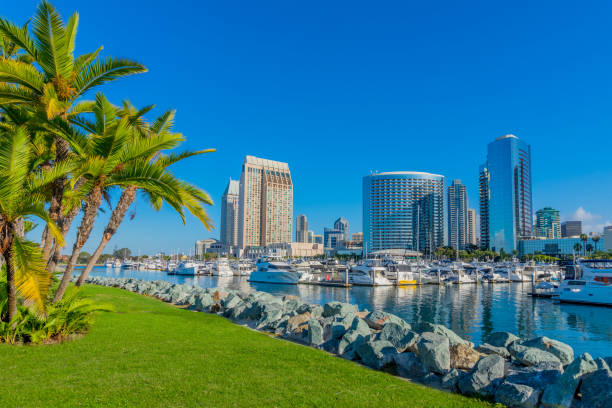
[174,261,201,276]
[211,258,233,277]
[248,257,302,284]
[233,260,254,276]
[349,260,393,286]
[558,259,612,306]
[105,259,115,268]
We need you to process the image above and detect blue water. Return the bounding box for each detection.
[80,266,612,358]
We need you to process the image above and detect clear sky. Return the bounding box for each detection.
[5,1,612,254]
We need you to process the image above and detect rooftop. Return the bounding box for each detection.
[223,178,240,196]
[495,134,519,141]
[244,155,290,170]
[368,171,444,178]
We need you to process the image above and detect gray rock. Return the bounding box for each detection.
[595,357,610,371]
[356,340,397,369]
[256,304,283,330]
[222,293,243,310]
[485,331,520,348]
[477,343,511,359]
[338,317,372,358]
[394,352,428,378]
[506,366,562,391]
[421,372,441,387]
[514,347,562,368]
[580,368,612,408]
[541,353,598,408]
[522,336,574,366]
[441,368,461,391]
[494,382,541,408]
[415,322,471,347]
[378,323,419,352]
[365,311,411,330]
[417,332,450,374]
[307,319,324,346]
[458,354,505,397]
[322,301,358,318]
[194,293,214,311]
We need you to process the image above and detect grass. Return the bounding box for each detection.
[0,285,497,407]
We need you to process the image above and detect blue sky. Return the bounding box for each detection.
[6,1,612,254]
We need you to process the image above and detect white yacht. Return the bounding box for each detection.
[174,261,200,276]
[233,260,254,276]
[558,259,612,306]
[349,260,393,286]
[113,259,122,269]
[105,259,115,268]
[211,258,233,277]
[248,257,302,284]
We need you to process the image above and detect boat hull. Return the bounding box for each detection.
[248,271,300,284]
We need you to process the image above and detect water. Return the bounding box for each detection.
[81,266,612,358]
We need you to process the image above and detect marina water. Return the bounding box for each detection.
[81,266,612,358]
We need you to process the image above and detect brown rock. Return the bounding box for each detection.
[287,312,311,333]
[451,343,482,370]
[212,291,228,302]
[355,311,369,319]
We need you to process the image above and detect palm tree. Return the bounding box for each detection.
[0,125,66,322]
[574,243,582,256]
[0,1,146,260]
[75,108,214,286]
[592,235,600,252]
[53,95,187,301]
[580,233,588,256]
[586,244,594,256]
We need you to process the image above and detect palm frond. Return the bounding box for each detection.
[0,18,37,58]
[31,0,73,79]
[74,56,146,96]
[0,58,45,93]
[11,236,51,314]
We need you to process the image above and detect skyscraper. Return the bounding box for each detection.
[561,221,582,238]
[447,179,468,250]
[334,217,350,241]
[467,209,477,246]
[220,178,240,247]
[296,214,308,243]
[479,135,533,252]
[238,155,293,249]
[363,171,444,254]
[535,207,561,239]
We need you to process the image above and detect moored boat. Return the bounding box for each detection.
[558,259,612,306]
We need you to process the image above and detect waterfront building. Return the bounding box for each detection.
[478,134,533,253]
[604,226,612,251]
[535,207,561,239]
[307,230,314,243]
[518,237,598,257]
[238,156,293,249]
[334,217,350,241]
[363,171,444,255]
[447,179,468,250]
[352,232,363,244]
[244,242,324,259]
[220,179,240,247]
[324,227,344,249]
[467,209,477,246]
[313,234,323,244]
[561,221,582,238]
[195,239,217,257]
[296,214,308,243]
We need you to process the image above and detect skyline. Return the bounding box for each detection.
[6,1,611,254]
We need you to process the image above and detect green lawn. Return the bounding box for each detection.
[0,285,496,407]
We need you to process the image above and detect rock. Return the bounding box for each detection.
[322,301,358,318]
[356,340,397,369]
[327,322,349,340]
[450,343,482,370]
[282,298,301,314]
[506,366,562,391]
[256,304,283,330]
[417,332,450,374]
[222,293,243,310]
[477,343,511,359]
[580,368,612,408]
[421,372,441,387]
[338,319,371,358]
[494,382,541,408]
[441,369,461,391]
[307,319,324,346]
[485,331,520,348]
[595,357,610,371]
[458,355,505,397]
[378,323,419,352]
[541,353,598,408]
[514,347,562,369]
[415,322,471,347]
[194,293,213,311]
[522,336,574,366]
[286,312,311,333]
[365,311,410,330]
[394,352,428,378]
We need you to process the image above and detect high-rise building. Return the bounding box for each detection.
[467,209,477,246]
[324,227,344,249]
[313,234,323,245]
[363,171,444,254]
[447,179,468,250]
[561,221,582,238]
[296,214,308,243]
[220,178,240,247]
[603,226,612,251]
[479,134,533,253]
[352,232,363,244]
[535,207,561,239]
[238,155,293,249]
[307,230,314,243]
[333,217,350,241]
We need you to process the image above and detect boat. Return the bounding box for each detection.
[248,257,302,284]
[105,259,115,268]
[233,260,254,276]
[349,260,393,286]
[211,258,233,277]
[558,259,612,306]
[174,261,200,276]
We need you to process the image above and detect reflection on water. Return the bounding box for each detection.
[80,266,612,357]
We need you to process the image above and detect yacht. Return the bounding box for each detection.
[113,259,122,269]
[558,259,612,306]
[211,258,233,277]
[105,259,115,268]
[232,260,254,276]
[248,257,302,284]
[349,260,393,286]
[174,261,200,276]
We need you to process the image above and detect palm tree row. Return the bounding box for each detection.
[0,2,213,323]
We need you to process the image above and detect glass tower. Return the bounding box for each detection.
[363,172,444,255]
[479,135,533,253]
[535,207,561,239]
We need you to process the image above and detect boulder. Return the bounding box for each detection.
[595,357,610,371]
[421,372,442,387]
[506,366,562,391]
[541,353,598,408]
[521,336,574,366]
[441,369,461,391]
[307,319,324,346]
[485,331,520,348]
[514,347,562,369]
[286,312,311,333]
[356,340,397,369]
[477,343,511,359]
[365,311,410,330]
[494,382,541,408]
[282,297,302,314]
[417,332,450,374]
[394,352,428,378]
[450,343,482,370]
[378,323,419,352]
[322,301,358,318]
[222,293,243,310]
[256,304,284,330]
[580,368,612,408]
[458,354,505,397]
[194,293,214,311]
[415,322,471,347]
[338,319,371,358]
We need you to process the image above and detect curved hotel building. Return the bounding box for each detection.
[363,172,444,255]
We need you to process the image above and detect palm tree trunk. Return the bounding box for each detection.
[53,186,102,302]
[0,221,16,323]
[46,203,82,275]
[76,186,137,286]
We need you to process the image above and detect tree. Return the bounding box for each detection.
[113,248,132,259]
[592,235,600,252]
[586,244,593,256]
[77,250,91,264]
[580,234,588,256]
[574,243,582,255]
